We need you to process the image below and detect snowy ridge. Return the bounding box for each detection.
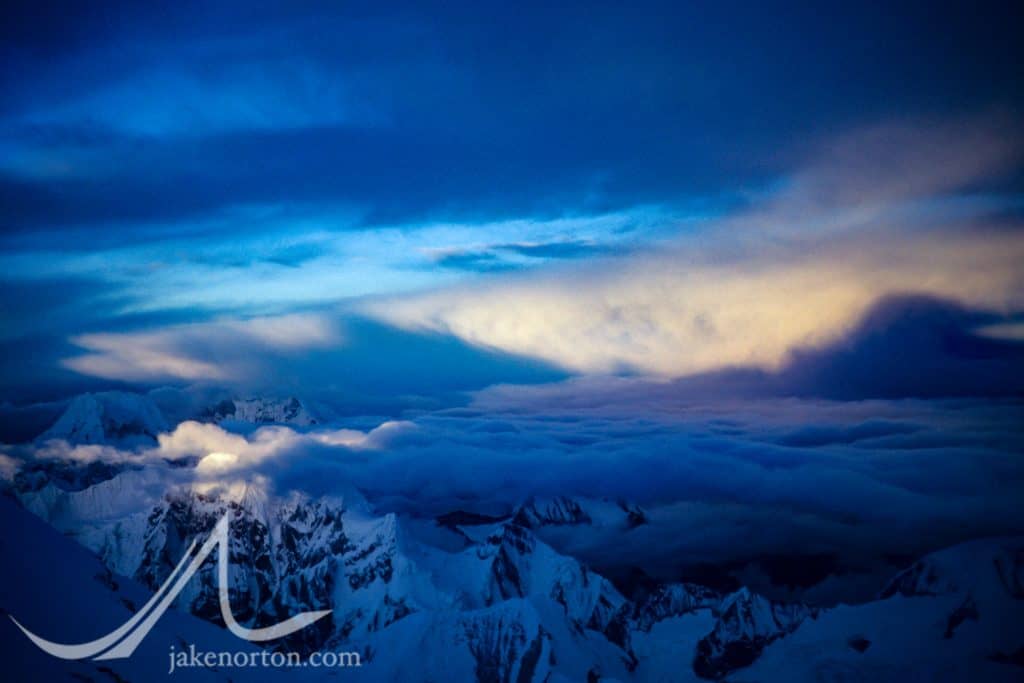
[39,391,169,446]
[35,391,320,446]
[0,496,326,682]
[736,537,1024,682]
[632,583,720,632]
[692,587,817,679]
[199,396,318,426]
[513,495,648,530]
[9,465,1024,682]
[880,536,1024,600]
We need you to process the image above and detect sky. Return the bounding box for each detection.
[2,0,1024,592]
[2,0,1023,404]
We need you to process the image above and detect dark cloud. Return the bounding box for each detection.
[583,295,1024,403]
[499,241,620,260]
[433,240,622,272]
[0,273,241,402]
[250,316,569,414]
[0,399,66,443]
[0,275,120,331]
[0,122,748,236]
[433,250,516,273]
[2,312,566,409]
[261,242,325,268]
[776,295,1024,399]
[3,2,1022,235]
[772,420,922,448]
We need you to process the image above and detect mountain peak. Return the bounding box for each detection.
[199,396,318,426]
[39,392,169,446]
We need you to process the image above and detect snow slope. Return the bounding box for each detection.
[7,452,1024,682]
[0,495,333,682]
[39,392,169,446]
[737,537,1024,682]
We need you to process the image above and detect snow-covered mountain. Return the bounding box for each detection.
[38,391,169,446]
[734,537,1024,682]
[30,391,320,450]
[197,396,318,426]
[512,496,647,531]
[10,461,1023,682]
[0,494,329,682]
[7,393,1024,683]
[692,587,817,679]
[16,477,641,672]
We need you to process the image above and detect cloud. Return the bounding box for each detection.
[219,314,338,349]
[45,314,564,409]
[158,419,411,469]
[8,377,1023,600]
[63,334,225,381]
[429,239,626,272]
[62,313,340,382]
[14,416,413,475]
[363,119,1024,377]
[730,116,1022,236]
[366,230,1024,376]
[432,249,515,273]
[975,321,1024,341]
[507,294,1024,402]
[771,295,1024,399]
[466,292,1024,405]
[0,453,18,481]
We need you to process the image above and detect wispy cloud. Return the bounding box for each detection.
[62,313,340,382]
[429,239,625,272]
[63,334,225,381]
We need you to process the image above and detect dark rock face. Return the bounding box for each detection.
[995,546,1024,599]
[633,583,721,632]
[848,635,871,653]
[692,588,815,680]
[617,500,647,529]
[880,559,952,598]
[750,553,841,591]
[694,636,765,680]
[943,596,979,639]
[466,614,548,683]
[133,489,353,653]
[436,510,510,530]
[512,497,592,529]
[13,460,128,493]
[279,397,309,423]
[195,396,317,425]
[484,523,535,600]
[197,398,237,422]
[989,645,1024,668]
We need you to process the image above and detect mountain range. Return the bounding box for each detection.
[1,391,1022,681]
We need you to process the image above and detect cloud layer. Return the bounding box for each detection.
[9,387,1023,602]
[364,120,1024,376]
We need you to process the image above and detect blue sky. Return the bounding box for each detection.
[1,0,1023,403]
